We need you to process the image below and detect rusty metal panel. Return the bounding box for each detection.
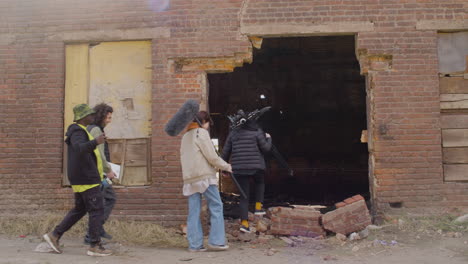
[438,32,468,74]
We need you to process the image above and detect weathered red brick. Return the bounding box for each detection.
[1,0,468,227]
[268,206,325,236]
[322,199,372,235]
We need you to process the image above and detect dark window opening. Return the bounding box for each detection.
[209,36,369,210]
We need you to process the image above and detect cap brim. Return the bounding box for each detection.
[74,109,96,121]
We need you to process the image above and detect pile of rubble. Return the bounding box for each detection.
[225,194,372,242]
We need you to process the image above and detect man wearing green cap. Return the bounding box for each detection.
[43,103,112,257]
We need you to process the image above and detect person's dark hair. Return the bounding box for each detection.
[93,103,113,127]
[195,111,213,125]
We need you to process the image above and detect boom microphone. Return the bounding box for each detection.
[164,99,200,137]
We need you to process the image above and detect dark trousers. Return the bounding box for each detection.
[53,186,104,246]
[84,183,116,238]
[236,170,265,220]
[101,184,116,232]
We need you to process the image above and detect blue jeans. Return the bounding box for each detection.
[187,185,226,250]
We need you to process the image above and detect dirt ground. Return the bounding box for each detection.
[1,227,467,264]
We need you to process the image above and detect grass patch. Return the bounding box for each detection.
[387,213,468,233]
[0,215,187,248]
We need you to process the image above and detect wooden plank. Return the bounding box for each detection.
[440,94,468,110]
[444,164,468,181]
[107,139,125,165]
[121,167,148,186]
[440,77,468,94]
[443,147,468,163]
[360,130,368,143]
[441,114,468,129]
[107,137,151,186]
[442,129,468,147]
[125,143,148,167]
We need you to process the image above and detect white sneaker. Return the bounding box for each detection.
[87,243,112,257]
[208,244,229,251]
[188,247,207,252]
[240,225,251,233]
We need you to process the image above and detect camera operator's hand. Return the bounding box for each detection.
[265,133,271,138]
[95,133,107,145]
[221,171,231,178]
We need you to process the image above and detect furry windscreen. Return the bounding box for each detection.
[164,99,200,137]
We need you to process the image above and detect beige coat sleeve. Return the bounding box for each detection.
[90,126,112,173]
[195,129,232,172]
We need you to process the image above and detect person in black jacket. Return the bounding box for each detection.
[222,119,272,233]
[43,104,112,257]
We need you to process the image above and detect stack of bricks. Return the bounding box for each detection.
[268,206,326,237]
[322,195,372,235]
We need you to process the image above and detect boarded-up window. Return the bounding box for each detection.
[439,32,468,182]
[63,41,152,186]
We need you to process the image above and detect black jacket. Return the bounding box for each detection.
[65,124,101,185]
[221,122,272,173]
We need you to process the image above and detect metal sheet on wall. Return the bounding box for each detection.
[438,32,468,74]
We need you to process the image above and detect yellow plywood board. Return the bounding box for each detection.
[88,41,152,139]
[64,44,89,135]
[63,44,89,186]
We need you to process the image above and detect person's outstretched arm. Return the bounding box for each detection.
[196,129,232,172]
[256,129,272,153]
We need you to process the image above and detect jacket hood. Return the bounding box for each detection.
[242,120,259,131]
[65,123,83,144]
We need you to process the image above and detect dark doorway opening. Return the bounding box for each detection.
[209,36,369,208]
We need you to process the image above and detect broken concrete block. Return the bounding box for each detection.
[256,219,269,233]
[280,237,295,246]
[454,214,468,224]
[336,233,347,241]
[323,198,372,235]
[358,227,369,239]
[349,232,361,241]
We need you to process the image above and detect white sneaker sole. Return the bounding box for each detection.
[240,228,251,233]
[87,250,112,257]
[208,244,229,251]
[43,234,61,254]
[188,248,207,252]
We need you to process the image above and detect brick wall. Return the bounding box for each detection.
[1,0,467,225]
